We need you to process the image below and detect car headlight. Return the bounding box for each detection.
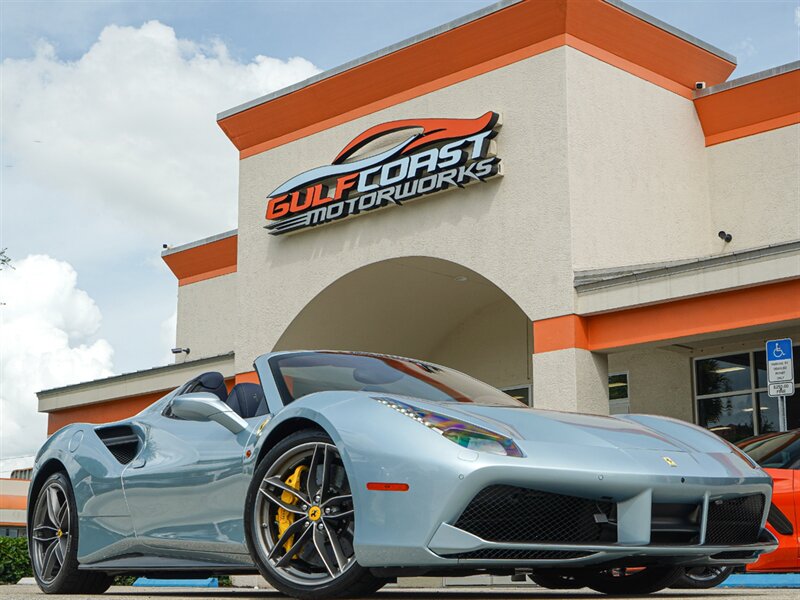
[373,396,524,457]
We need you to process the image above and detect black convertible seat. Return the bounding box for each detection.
[226,383,268,419]
[183,371,228,403]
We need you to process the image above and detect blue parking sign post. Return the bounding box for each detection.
[766,339,794,431]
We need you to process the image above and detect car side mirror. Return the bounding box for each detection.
[170,392,248,434]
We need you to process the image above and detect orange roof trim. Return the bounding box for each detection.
[162,233,238,286]
[534,279,800,353]
[218,0,735,158]
[695,67,800,146]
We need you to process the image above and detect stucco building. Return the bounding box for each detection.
[38,0,800,446]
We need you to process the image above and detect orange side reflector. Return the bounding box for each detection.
[366,482,409,492]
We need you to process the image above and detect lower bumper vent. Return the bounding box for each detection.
[705,494,765,546]
[454,485,615,544]
[448,549,592,561]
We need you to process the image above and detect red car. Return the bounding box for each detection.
[738,430,800,573]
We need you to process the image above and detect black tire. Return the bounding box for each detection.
[582,566,684,595]
[671,566,733,589]
[244,429,386,600]
[28,471,112,594]
[528,572,584,589]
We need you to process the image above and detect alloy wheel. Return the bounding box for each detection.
[253,442,356,586]
[31,482,71,584]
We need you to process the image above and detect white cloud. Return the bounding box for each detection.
[0,255,114,463]
[1,20,320,245]
[1,21,320,378]
[735,37,757,58]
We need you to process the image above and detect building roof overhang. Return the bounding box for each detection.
[161,229,237,286]
[216,0,737,158]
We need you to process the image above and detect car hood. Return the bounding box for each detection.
[392,398,695,452]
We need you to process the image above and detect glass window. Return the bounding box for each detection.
[269,352,525,407]
[609,373,629,400]
[502,386,531,406]
[695,354,751,395]
[757,393,781,434]
[609,373,630,415]
[694,345,799,443]
[697,394,755,442]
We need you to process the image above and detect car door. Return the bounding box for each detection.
[121,397,254,562]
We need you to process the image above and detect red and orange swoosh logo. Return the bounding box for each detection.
[334,111,500,164]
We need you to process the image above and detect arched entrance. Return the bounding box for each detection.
[273,257,531,398]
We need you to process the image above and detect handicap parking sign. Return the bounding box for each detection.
[767,339,794,382]
[767,339,793,363]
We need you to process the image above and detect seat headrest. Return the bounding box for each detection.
[185,371,228,403]
[226,383,267,419]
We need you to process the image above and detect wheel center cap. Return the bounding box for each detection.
[308,506,322,521]
[56,529,63,538]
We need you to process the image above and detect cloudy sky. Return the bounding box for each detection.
[1,0,798,473]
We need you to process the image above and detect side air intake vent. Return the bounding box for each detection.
[95,425,140,465]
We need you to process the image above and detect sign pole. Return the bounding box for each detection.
[778,395,787,432]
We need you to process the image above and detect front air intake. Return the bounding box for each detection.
[454,485,615,544]
[705,494,765,546]
[95,425,140,465]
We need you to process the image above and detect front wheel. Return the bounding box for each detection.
[244,430,386,599]
[29,472,112,594]
[582,566,684,595]
[671,566,733,589]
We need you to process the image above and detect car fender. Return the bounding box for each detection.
[31,421,139,562]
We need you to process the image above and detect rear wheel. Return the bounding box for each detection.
[582,566,684,595]
[29,472,112,594]
[672,566,733,589]
[245,430,387,599]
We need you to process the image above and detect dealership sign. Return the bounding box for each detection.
[265,112,502,235]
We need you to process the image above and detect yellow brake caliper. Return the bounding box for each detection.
[276,465,308,555]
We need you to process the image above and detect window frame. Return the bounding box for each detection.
[501,384,532,407]
[692,344,797,438]
[608,371,630,415]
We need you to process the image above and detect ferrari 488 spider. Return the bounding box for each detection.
[29,351,777,598]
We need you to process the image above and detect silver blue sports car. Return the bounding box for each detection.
[29,351,777,598]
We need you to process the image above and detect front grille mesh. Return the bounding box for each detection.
[705,494,764,546]
[449,549,591,561]
[453,485,614,544]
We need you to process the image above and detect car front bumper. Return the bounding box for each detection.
[350,437,775,569]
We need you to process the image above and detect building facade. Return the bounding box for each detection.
[39,0,800,446]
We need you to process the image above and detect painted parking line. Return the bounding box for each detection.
[133,577,219,587]
[720,574,800,588]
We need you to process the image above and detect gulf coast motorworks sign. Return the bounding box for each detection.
[264,112,502,235]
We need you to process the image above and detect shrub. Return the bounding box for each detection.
[0,537,32,584]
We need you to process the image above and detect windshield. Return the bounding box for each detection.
[268,352,524,407]
[738,431,800,470]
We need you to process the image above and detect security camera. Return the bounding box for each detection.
[171,347,190,355]
[718,231,732,243]
[695,82,706,90]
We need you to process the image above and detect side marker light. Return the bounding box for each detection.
[366,482,409,492]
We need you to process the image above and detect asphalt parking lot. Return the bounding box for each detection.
[1,586,798,600]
